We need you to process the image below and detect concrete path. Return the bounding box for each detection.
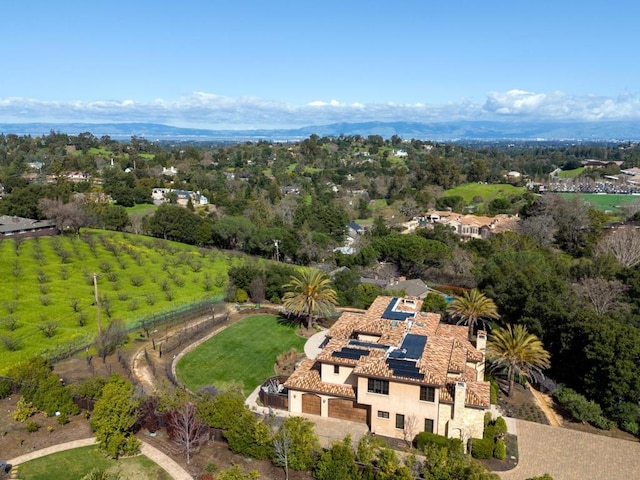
[140,441,193,480]
[8,437,97,465]
[8,437,193,480]
[304,329,328,360]
[498,419,640,480]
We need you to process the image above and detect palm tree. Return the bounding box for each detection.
[487,324,551,397]
[282,269,338,330]
[447,289,500,340]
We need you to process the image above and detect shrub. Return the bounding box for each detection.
[483,425,496,440]
[554,386,611,429]
[72,376,106,402]
[13,397,37,422]
[490,378,499,404]
[0,377,12,399]
[494,438,506,460]
[234,288,249,303]
[26,420,40,432]
[471,438,494,459]
[57,413,69,425]
[494,416,508,436]
[484,412,493,427]
[415,431,462,454]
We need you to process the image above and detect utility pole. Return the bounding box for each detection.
[93,273,102,336]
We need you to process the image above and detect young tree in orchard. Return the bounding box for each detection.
[282,269,338,329]
[447,289,500,340]
[487,324,551,397]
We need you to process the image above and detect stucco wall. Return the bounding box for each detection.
[320,364,357,386]
[357,377,440,439]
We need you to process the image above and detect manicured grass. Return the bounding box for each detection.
[125,203,158,215]
[176,314,307,395]
[17,445,165,480]
[558,167,585,178]
[0,231,235,373]
[558,192,640,213]
[443,183,526,204]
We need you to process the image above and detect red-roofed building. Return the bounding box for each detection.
[284,296,490,442]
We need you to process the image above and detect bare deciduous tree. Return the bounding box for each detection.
[519,214,557,248]
[167,402,209,464]
[40,198,93,235]
[273,428,292,480]
[402,414,420,447]
[573,277,628,316]
[596,227,640,268]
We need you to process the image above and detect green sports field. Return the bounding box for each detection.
[558,192,640,214]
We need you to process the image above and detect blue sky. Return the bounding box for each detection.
[1,0,639,128]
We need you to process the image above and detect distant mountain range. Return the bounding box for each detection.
[1,120,639,142]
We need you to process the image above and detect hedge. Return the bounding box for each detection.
[471,438,494,459]
[415,431,462,454]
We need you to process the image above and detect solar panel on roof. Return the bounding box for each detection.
[332,347,370,360]
[381,297,414,321]
[348,340,388,350]
[401,334,427,359]
[385,357,424,380]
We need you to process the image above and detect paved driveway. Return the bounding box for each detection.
[499,420,640,480]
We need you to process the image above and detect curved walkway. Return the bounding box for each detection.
[8,437,193,480]
[498,419,640,480]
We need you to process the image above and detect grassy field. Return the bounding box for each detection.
[0,231,235,372]
[126,203,158,215]
[176,314,307,395]
[558,192,640,213]
[17,445,165,480]
[558,167,585,178]
[443,183,526,203]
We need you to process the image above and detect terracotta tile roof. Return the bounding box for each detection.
[284,359,356,399]
[287,295,490,408]
[439,379,491,408]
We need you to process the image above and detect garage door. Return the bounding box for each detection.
[301,394,321,415]
[328,398,369,424]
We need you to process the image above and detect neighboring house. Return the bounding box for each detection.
[151,188,208,206]
[394,149,408,158]
[162,166,178,176]
[423,211,519,241]
[360,275,431,299]
[285,295,490,442]
[0,215,58,238]
[66,172,90,183]
[347,222,366,238]
[281,186,300,195]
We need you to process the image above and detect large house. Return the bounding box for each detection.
[0,215,58,238]
[285,296,490,442]
[421,211,519,240]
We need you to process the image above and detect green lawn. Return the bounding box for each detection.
[443,183,526,203]
[17,445,165,480]
[125,203,158,215]
[176,314,307,395]
[558,167,585,178]
[558,192,640,214]
[0,231,234,373]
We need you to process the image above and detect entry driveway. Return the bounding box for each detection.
[499,420,640,480]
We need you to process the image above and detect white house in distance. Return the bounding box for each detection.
[285,295,490,442]
[151,188,209,207]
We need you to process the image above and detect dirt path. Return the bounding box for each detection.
[527,383,562,427]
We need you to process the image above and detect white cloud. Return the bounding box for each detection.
[1,90,639,128]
